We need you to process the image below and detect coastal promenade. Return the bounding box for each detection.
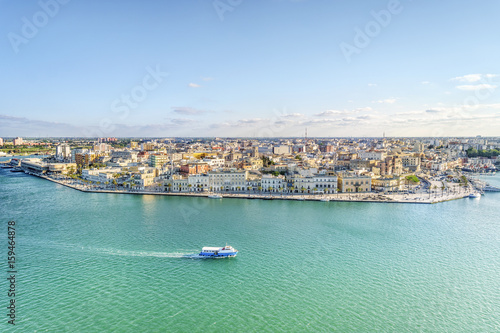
[37,174,472,204]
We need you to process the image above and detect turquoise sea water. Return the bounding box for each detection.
[1,164,500,332]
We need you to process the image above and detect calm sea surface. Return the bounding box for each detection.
[1,161,499,332]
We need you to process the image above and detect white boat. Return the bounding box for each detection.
[320,197,330,202]
[199,245,238,258]
[208,194,223,199]
[469,193,481,199]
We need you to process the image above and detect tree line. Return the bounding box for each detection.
[466,147,500,158]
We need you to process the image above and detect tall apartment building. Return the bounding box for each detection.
[150,154,168,167]
[56,144,71,160]
[75,152,97,167]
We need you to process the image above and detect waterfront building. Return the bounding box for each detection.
[291,176,315,193]
[20,158,48,174]
[261,174,284,192]
[371,177,402,192]
[291,175,338,193]
[0,137,3,146]
[187,174,209,192]
[208,170,248,192]
[133,171,156,189]
[81,168,117,183]
[337,174,372,193]
[48,162,77,175]
[167,175,189,192]
[312,175,338,194]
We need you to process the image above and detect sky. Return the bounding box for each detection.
[1,0,499,138]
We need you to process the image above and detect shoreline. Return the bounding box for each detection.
[33,173,473,205]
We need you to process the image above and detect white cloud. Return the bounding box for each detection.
[316,110,343,116]
[368,83,377,87]
[280,113,304,118]
[201,77,214,81]
[238,118,265,124]
[188,83,200,88]
[451,74,483,82]
[168,118,198,125]
[451,73,498,83]
[171,107,207,115]
[421,81,431,85]
[456,84,497,91]
[373,98,396,104]
[315,107,372,117]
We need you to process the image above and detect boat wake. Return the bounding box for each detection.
[88,247,196,258]
[25,238,198,259]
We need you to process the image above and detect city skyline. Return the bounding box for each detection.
[1,0,500,137]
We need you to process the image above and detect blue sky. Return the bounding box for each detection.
[1,0,499,137]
